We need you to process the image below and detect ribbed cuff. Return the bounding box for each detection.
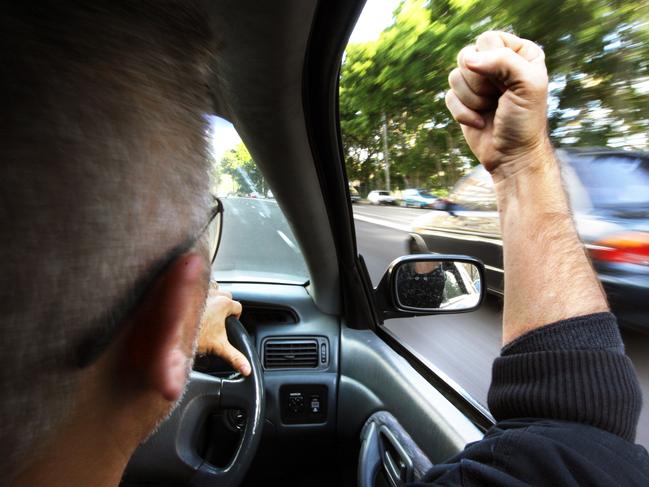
[502,312,624,355]
[488,313,642,442]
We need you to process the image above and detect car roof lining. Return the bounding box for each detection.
[205,0,340,315]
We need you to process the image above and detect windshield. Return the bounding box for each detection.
[419,191,435,198]
[570,155,649,208]
[207,116,309,284]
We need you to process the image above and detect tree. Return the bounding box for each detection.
[217,142,268,196]
[340,0,649,193]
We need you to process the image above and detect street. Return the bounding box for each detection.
[353,203,649,448]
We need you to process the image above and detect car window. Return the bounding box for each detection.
[568,155,649,208]
[207,116,309,285]
[343,0,649,448]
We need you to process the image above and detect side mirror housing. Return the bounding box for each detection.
[374,254,486,321]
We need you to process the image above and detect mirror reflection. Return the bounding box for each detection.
[395,260,481,311]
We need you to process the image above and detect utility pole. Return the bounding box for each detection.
[381,112,391,192]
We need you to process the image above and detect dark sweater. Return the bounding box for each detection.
[413,312,649,486]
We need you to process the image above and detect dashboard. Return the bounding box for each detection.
[194,282,340,475]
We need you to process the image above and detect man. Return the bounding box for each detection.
[0,3,250,484]
[397,261,445,309]
[0,4,646,486]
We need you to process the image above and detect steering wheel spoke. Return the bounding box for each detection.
[220,377,257,410]
[124,317,265,487]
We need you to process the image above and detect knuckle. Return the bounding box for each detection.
[448,68,462,88]
[444,90,456,109]
[456,48,464,66]
[476,30,502,46]
[476,31,494,42]
[455,112,473,125]
[457,45,474,67]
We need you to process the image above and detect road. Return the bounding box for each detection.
[353,202,649,447]
[214,198,309,283]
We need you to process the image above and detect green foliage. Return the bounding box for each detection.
[340,0,649,192]
[218,142,268,196]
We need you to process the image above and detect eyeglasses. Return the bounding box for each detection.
[75,196,225,368]
[203,196,224,264]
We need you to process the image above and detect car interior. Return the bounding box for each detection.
[121,1,494,485]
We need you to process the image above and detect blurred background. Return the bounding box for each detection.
[340,0,649,447]
[341,0,649,194]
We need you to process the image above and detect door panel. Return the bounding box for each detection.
[338,326,483,464]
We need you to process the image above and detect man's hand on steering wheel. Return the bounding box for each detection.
[197,282,252,376]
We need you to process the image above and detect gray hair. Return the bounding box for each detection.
[0,1,215,478]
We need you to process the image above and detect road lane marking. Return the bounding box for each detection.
[353,213,411,232]
[277,230,299,253]
[485,265,504,273]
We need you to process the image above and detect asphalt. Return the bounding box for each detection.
[213,197,309,282]
[353,202,649,448]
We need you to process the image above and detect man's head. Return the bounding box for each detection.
[0,1,216,480]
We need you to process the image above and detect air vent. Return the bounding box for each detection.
[263,338,321,369]
[240,306,298,327]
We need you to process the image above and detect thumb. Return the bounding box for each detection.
[463,47,540,89]
[221,342,251,376]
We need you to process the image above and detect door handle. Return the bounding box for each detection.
[379,425,414,486]
[358,421,381,487]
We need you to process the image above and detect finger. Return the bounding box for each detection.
[457,45,500,96]
[475,30,506,51]
[211,289,232,299]
[221,342,251,376]
[228,299,242,318]
[477,31,544,63]
[463,47,547,89]
[448,68,497,111]
[445,90,485,129]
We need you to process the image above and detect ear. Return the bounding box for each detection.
[124,252,209,402]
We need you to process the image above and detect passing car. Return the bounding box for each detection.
[367,189,397,205]
[410,149,649,331]
[402,188,438,208]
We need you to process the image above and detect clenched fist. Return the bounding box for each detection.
[445,31,550,179]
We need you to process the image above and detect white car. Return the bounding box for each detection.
[367,190,396,205]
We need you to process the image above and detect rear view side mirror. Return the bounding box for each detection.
[374,255,486,321]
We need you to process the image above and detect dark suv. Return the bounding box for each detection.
[411,148,649,331]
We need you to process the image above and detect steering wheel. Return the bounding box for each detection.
[124,317,265,486]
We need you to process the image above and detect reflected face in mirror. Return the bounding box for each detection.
[395,260,481,311]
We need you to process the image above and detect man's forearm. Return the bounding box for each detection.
[495,145,609,344]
